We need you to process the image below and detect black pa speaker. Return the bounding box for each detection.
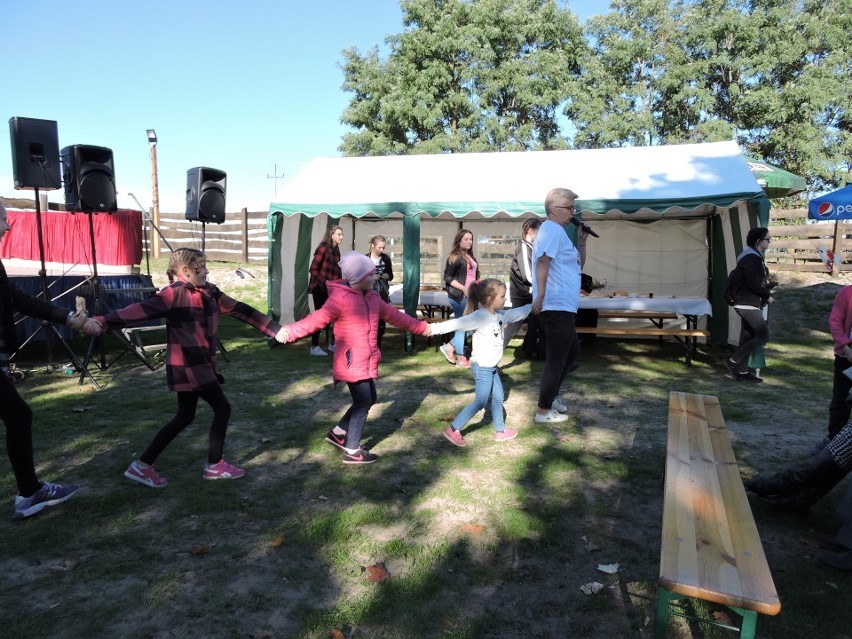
[186,167,226,223]
[60,145,117,212]
[9,117,62,190]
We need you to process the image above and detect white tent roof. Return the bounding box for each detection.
[271,140,765,216]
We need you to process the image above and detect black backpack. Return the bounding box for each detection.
[724,264,741,306]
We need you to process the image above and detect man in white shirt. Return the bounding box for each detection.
[531,188,587,423]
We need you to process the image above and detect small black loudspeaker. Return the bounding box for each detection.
[9,117,62,190]
[61,145,117,212]
[186,167,226,223]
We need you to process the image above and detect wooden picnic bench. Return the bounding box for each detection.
[574,324,709,365]
[656,392,780,638]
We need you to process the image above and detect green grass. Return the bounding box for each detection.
[2,263,852,638]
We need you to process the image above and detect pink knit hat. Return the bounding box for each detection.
[339,251,376,285]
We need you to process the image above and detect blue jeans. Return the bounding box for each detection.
[451,362,505,432]
[448,296,467,355]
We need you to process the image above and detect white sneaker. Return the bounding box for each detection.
[534,410,569,423]
[328,344,336,352]
[551,397,568,413]
[310,346,328,356]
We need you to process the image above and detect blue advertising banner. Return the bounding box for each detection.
[809,185,852,220]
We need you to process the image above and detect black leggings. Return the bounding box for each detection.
[0,372,41,497]
[141,385,232,466]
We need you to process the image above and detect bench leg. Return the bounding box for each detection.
[653,587,675,639]
[738,609,758,639]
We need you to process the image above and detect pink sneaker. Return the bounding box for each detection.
[442,426,467,447]
[124,461,168,488]
[203,458,245,480]
[494,428,518,442]
[455,356,471,369]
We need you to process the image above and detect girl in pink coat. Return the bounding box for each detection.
[279,251,430,464]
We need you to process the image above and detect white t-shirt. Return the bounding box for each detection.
[531,219,581,312]
[431,305,532,368]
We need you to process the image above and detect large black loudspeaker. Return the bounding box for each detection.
[186,167,227,223]
[9,116,62,190]
[61,145,117,212]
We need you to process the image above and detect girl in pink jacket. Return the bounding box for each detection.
[279,251,430,464]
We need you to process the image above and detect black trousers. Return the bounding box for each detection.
[0,372,41,497]
[537,311,579,410]
[141,385,232,466]
[829,354,852,439]
[338,379,377,450]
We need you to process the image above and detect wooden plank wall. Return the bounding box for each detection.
[148,209,268,263]
[766,208,852,273]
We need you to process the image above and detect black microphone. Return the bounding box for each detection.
[569,216,600,238]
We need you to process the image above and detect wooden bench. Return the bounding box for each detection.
[656,392,780,639]
[574,325,709,365]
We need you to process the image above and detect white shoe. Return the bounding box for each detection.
[310,346,328,356]
[535,410,569,423]
[328,344,336,352]
[551,397,568,413]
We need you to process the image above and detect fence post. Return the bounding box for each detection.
[242,208,249,263]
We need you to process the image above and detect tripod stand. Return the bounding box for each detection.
[77,211,149,385]
[12,187,98,385]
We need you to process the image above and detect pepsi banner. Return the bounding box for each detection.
[809,185,852,220]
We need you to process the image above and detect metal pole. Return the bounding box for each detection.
[150,142,161,258]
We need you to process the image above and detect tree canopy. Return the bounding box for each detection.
[339,0,852,192]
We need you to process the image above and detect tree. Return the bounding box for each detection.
[339,0,585,155]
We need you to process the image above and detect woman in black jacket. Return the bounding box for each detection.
[441,229,479,368]
[724,226,775,382]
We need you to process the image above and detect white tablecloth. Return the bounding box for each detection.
[579,296,712,317]
[390,286,712,317]
[389,286,449,307]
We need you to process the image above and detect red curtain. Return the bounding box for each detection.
[0,209,142,266]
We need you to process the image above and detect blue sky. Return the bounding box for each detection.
[1,0,605,214]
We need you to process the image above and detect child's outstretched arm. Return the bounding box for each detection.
[94,288,173,332]
[210,286,282,338]
[428,308,490,337]
[280,298,341,343]
[378,300,429,335]
[499,304,533,326]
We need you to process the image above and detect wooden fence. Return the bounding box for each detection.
[149,209,268,263]
[766,208,852,273]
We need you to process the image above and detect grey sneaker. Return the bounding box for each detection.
[15,482,78,518]
[551,397,568,413]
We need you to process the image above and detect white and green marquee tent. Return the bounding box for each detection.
[267,140,770,346]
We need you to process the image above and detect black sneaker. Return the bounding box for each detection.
[738,371,764,383]
[325,430,347,451]
[342,447,378,465]
[723,358,741,379]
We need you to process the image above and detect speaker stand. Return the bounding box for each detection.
[78,211,151,384]
[12,187,98,386]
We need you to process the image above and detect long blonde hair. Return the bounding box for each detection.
[465,278,504,315]
[167,247,206,283]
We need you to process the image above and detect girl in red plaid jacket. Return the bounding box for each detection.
[94,248,286,488]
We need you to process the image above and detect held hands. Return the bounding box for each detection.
[422,324,433,337]
[66,311,103,336]
[275,326,290,343]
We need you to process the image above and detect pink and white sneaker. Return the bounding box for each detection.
[203,458,246,480]
[124,461,168,488]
